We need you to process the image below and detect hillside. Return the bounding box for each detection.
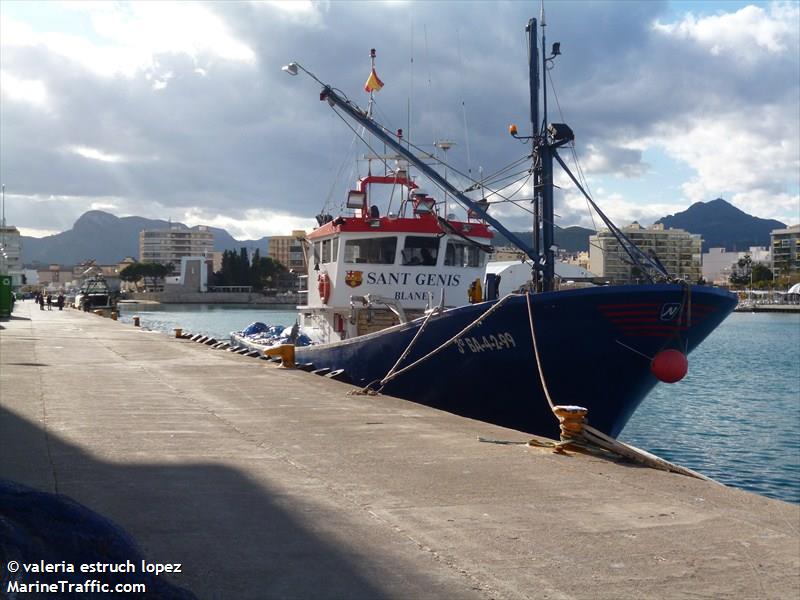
[21,211,269,266]
[19,198,787,266]
[655,198,785,251]
[493,226,597,253]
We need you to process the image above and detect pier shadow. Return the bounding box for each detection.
[0,407,391,600]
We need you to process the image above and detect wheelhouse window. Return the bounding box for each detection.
[344,237,397,264]
[444,240,487,268]
[402,236,440,266]
[321,239,331,263]
[316,238,339,264]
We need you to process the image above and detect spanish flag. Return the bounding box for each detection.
[364,67,384,93]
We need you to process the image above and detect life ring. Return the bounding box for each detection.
[318,272,331,304]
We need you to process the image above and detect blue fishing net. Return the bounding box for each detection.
[0,479,197,599]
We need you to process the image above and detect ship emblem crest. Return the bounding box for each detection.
[659,303,681,321]
[345,271,363,288]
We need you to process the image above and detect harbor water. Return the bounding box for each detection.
[117,304,800,504]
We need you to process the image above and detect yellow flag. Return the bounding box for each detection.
[364,68,384,93]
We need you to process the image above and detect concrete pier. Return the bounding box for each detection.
[2,302,798,599]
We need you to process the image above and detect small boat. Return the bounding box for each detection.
[74,276,114,311]
[233,16,737,439]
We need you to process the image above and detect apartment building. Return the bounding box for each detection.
[589,222,702,284]
[771,225,800,276]
[139,226,214,274]
[0,224,24,287]
[268,230,307,271]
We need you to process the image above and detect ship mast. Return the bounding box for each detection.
[530,14,557,292]
[528,19,541,292]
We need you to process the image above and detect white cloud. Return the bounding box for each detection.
[653,2,799,60]
[580,143,649,178]
[560,188,685,231]
[181,208,318,239]
[17,227,60,238]
[2,0,798,243]
[253,1,328,27]
[1,3,256,79]
[89,201,120,212]
[0,70,50,110]
[650,108,799,224]
[68,146,128,163]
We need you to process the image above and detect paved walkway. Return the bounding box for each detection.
[1,302,798,599]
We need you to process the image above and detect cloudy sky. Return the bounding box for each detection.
[1,0,798,239]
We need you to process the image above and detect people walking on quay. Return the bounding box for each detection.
[46,294,53,310]
[57,293,65,311]
[37,293,45,311]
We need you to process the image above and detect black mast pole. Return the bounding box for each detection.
[540,11,555,291]
[528,18,541,292]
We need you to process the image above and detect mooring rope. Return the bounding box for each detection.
[355,293,519,395]
[524,292,717,482]
[378,305,442,388]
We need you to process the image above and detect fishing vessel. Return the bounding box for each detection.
[73,275,114,311]
[232,17,737,439]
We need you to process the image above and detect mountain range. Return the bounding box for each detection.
[19,198,788,266]
[495,198,786,253]
[21,211,269,266]
[654,198,786,251]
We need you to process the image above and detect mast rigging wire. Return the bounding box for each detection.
[326,86,548,227]
[546,69,599,234]
[332,96,533,214]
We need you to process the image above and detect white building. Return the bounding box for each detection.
[139,226,214,275]
[486,261,597,296]
[164,256,212,292]
[702,246,771,285]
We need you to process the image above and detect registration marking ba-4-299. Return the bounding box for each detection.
[456,333,516,354]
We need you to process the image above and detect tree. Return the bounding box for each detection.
[120,262,169,290]
[120,263,145,289]
[751,263,773,284]
[214,248,253,287]
[141,263,169,289]
[729,254,753,287]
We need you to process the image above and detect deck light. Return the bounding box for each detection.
[282,63,299,76]
[347,190,366,209]
[509,124,518,136]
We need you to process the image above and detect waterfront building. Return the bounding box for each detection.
[37,264,74,290]
[139,226,214,275]
[163,256,214,292]
[268,230,307,271]
[0,224,24,287]
[771,225,800,276]
[564,251,591,271]
[491,246,527,262]
[703,246,771,286]
[589,222,702,284]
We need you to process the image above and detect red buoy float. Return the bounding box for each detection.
[650,349,688,383]
[318,272,331,304]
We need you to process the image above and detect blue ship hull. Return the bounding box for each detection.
[235,285,737,439]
